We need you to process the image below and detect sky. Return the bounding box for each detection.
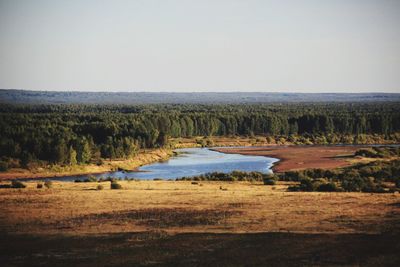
[0,0,399,93]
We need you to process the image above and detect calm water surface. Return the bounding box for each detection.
[51,148,278,181]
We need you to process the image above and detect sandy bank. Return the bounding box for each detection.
[214,145,366,172]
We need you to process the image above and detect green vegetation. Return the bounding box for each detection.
[177,170,273,182]
[175,158,400,193]
[110,181,122,189]
[85,175,97,182]
[355,146,400,158]
[44,180,53,189]
[0,180,27,188]
[263,175,278,185]
[11,180,26,188]
[0,160,8,171]
[282,160,400,193]
[1,103,399,169]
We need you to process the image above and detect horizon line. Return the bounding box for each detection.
[1,88,399,94]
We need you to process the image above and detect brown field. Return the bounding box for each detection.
[215,145,366,172]
[1,180,399,266]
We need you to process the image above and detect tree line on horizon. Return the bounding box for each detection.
[0,102,399,169]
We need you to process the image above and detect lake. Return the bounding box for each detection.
[52,147,279,181]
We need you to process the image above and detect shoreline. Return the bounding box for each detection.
[1,143,397,180]
[0,148,173,181]
[213,145,370,172]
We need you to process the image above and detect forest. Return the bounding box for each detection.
[2,89,400,104]
[0,102,399,169]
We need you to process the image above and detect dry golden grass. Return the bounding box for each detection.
[1,180,399,236]
[171,136,272,148]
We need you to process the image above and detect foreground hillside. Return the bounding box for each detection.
[1,181,399,266]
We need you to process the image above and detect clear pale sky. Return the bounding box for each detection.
[0,0,399,92]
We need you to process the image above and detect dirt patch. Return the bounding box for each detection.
[215,145,365,172]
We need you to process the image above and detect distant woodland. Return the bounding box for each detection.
[0,102,399,169]
[1,89,400,104]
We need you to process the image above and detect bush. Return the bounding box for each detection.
[110,181,122,189]
[355,148,378,158]
[316,182,339,192]
[281,171,302,181]
[263,179,276,185]
[298,178,315,191]
[11,180,26,188]
[287,185,300,192]
[285,159,399,193]
[176,171,271,182]
[395,178,400,189]
[44,180,53,189]
[0,160,8,172]
[341,177,364,192]
[97,184,104,190]
[263,174,277,185]
[37,183,43,189]
[85,175,97,182]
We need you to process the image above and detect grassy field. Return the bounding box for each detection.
[1,180,399,266]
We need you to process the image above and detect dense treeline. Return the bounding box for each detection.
[0,103,399,169]
[2,90,400,104]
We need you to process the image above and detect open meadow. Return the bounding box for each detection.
[1,180,399,266]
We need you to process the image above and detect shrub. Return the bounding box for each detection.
[395,178,400,189]
[44,180,53,189]
[0,160,8,172]
[263,174,277,185]
[355,148,377,158]
[263,179,276,185]
[110,181,122,189]
[298,178,315,191]
[105,177,117,182]
[86,175,97,182]
[97,184,104,190]
[11,180,26,188]
[281,171,301,181]
[316,182,338,192]
[287,185,300,192]
[37,183,43,189]
[341,177,363,192]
